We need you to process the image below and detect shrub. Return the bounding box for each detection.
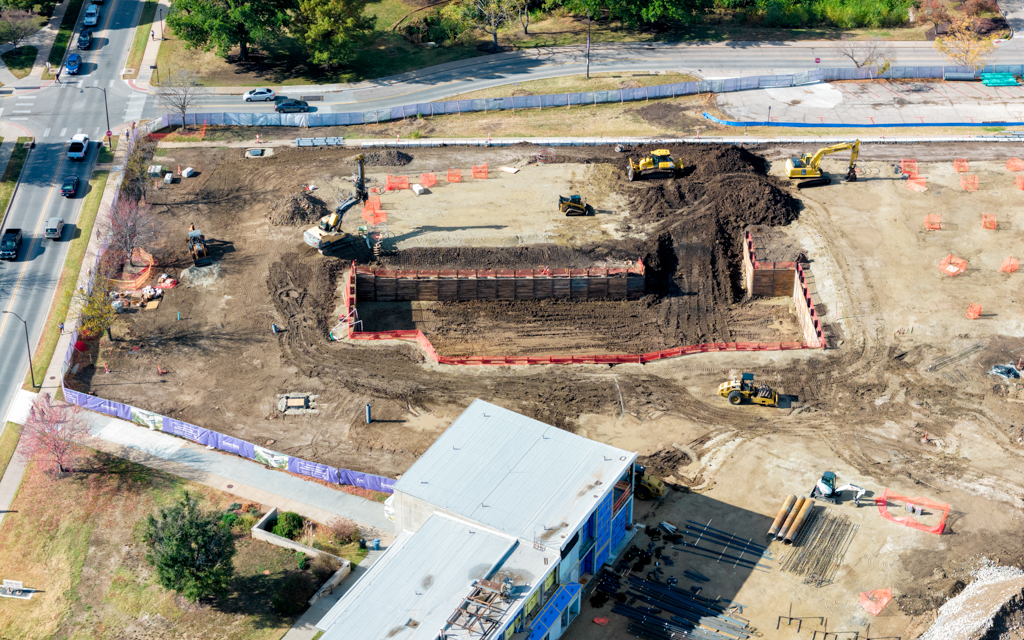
[297,552,308,570]
[272,511,304,540]
[271,574,316,615]
[311,554,342,582]
[326,516,358,545]
[234,513,259,533]
[221,512,238,528]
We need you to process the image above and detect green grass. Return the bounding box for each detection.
[0,423,24,482]
[0,137,30,229]
[1,46,38,79]
[123,0,159,79]
[23,171,109,391]
[448,71,698,100]
[96,135,119,163]
[48,0,87,68]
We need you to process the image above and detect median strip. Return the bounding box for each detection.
[0,137,31,229]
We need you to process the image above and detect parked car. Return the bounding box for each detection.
[45,218,65,239]
[77,29,92,50]
[65,53,81,75]
[60,176,79,197]
[275,99,309,113]
[83,3,99,26]
[243,88,275,102]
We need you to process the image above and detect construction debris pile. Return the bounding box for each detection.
[269,191,330,226]
[918,562,1024,640]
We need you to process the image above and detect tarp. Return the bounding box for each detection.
[860,589,893,615]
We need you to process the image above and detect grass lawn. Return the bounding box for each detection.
[23,171,109,391]
[0,449,321,640]
[0,423,23,481]
[96,135,119,163]
[448,71,698,100]
[123,0,159,79]
[1,46,38,79]
[0,137,31,228]
[48,0,86,69]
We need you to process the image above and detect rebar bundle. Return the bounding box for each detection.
[780,511,858,586]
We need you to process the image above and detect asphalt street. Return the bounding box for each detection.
[0,0,146,424]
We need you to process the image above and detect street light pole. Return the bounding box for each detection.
[3,311,36,388]
[86,86,111,145]
[586,13,591,80]
[160,8,164,40]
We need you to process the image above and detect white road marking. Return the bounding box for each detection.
[12,110,31,114]
[92,79,98,87]
[76,128,82,134]
[17,95,35,99]
[10,117,28,120]
[0,109,3,118]
[43,128,50,138]
[60,127,67,137]
[15,103,33,106]
[108,79,114,87]
[124,93,146,123]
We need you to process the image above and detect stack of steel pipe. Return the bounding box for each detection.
[767,495,796,538]
[775,496,805,541]
[783,499,814,545]
[684,522,773,560]
[615,576,751,640]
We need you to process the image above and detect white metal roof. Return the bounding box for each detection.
[318,514,519,640]
[392,399,635,548]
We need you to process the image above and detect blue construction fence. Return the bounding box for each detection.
[160,65,1024,130]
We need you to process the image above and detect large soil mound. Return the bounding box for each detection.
[269,191,330,226]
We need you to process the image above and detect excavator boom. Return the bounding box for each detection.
[785,140,860,185]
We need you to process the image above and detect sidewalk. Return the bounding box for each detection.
[132,0,171,90]
[0,0,74,84]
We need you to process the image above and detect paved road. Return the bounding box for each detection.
[0,0,147,426]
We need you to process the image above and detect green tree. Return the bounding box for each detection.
[77,277,119,341]
[292,0,374,68]
[166,0,294,61]
[547,0,707,26]
[145,492,237,602]
[935,14,995,70]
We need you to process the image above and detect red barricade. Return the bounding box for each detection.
[447,169,462,183]
[939,253,966,277]
[385,175,409,191]
[472,163,488,179]
[960,174,979,191]
[900,159,918,176]
[420,173,438,188]
[362,207,386,224]
[1008,158,1024,172]
[953,158,969,173]
[982,213,997,230]
[923,214,943,230]
[875,488,949,534]
[1000,257,1020,273]
[907,176,927,192]
[1017,175,1024,191]
[366,196,381,211]
[966,303,982,319]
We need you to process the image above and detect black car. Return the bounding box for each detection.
[77,29,92,50]
[275,99,309,113]
[61,175,80,197]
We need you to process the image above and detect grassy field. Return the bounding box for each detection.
[96,135,119,163]
[448,71,699,100]
[1,46,38,79]
[0,138,31,227]
[0,449,321,640]
[23,171,109,391]
[123,0,159,79]
[47,0,86,68]
[0,423,23,481]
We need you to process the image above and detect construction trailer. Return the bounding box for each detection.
[317,399,640,640]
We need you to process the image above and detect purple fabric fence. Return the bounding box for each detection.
[162,417,215,445]
[288,458,341,484]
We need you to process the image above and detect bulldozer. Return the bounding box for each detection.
[633,463,666,500]
[810,471,867,507]
[784,140,860,189]
[718,372,778,407]
[187,224,212,267]
[627,149,683,182]
[304,154,368,255]
[558,195,595,216]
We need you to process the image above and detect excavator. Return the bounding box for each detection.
[304,154,368,254]
[784,140,860,189]
[718,372,778,407]
[810,471,867,507]
[627,149,683,182]
[187,224,212,267]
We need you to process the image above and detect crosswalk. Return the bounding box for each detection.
[8,94,33,120]
[124,93,146,125]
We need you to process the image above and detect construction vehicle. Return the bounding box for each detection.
[558,195,595,216]
[810,471,867,507]
[718,372,778,407]
[187,224,212,267]
[627,149,683,182]
[304,154,367,255]
[633,463,666,500]
[784,140,860,189]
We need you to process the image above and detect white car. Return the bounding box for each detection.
[83,3,99,26]
[243,88,276,102]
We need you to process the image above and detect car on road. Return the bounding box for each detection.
[67,134,89,160]
[77,29,92,50]
[60,176,80,197]
[243,88,275,102]
[65,53,81,75]
[0,229,22,261]
[83,3,100,26]
[275,99,309,113]
[45,218,65,239]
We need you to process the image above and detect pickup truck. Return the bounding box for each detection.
[67,134,89,161]
[0,229,23,260]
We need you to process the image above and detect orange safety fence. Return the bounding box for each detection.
[923,214,943,230]
[860,589,893,616]
[967,303,982,319]
[901,159,918,176]
[960,174,979,192]
[362,207,387,225]
[472,163,488,179]
[875,488,949,534]
[953,158,969,173]
[1008,158,1024,172]
[1017,175,1024,191]
[111,249,156,290]
[939,253,966,277]
[420,172,438,188]
[907,176,927,192]
[365,196,381,211]
[1001,256,1020,273]
[982,213,997,230]
[385,175,410,191]
[447,169,462,183]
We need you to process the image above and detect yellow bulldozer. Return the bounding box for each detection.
[784,140,860,189]
[187,224,212,267]
[627,149,683,182]
[718,372,778,407]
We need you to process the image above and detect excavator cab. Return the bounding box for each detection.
[811,471,866,507]
[785,140,860,188]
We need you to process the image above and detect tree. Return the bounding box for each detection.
[156,69,209,131]
[547,0,707,27]
[515,0,530,34]
[166,0,293,61]
[145,492,237,602]
[833,41,896,73]
[77,276,119,340]
[449,0,518,50]
[292,0,374,68]
[20,395,89,474]
[935,15,995,69]
[0,9,38,52]
[104,197,156,268]
[917,0,949,30]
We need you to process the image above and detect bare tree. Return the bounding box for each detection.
[833,41,896,73]
[515,0,530,35]
[0,9,38,53]
[450,0,517,50]
[156,69,209,131]
[104,197,157,267]
[20,395,90,475]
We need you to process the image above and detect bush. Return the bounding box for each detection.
[271,574,318,615]
[325,516,358,545]
[297,552,308,570]
[311,554,342,582]
[221,512,238,528]
[233,513,259,533]
[272,511,304,540]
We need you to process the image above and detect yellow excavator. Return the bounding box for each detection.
[784,140,860,189]
[304,154,367,254]
[627,149,683,182]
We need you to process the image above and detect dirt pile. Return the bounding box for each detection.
[269,192,330,226]
[357,150,413,166]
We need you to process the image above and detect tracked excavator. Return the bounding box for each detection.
[810,471,867,507]
[304,154,368,254]
[785,140,860,189]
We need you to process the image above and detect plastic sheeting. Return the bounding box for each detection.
[860,589,893,616]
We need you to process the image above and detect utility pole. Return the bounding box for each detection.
[86,86,111,146]
[586,13,591,80]
[160,8,165,40]
[3,311,36,388]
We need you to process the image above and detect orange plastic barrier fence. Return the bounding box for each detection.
[1017,175,1024,191]
[385,175,410,191]
[1001,257,1020,273]
[365,196,381,211]
[1008,158,1024,172]
[112,249,156,290]
[953,158,969,173]
[966,303,982,319]
[420,173,438,188]
[901,159,918,176]
[875,488,949,534]
[923,214,942,230]
[939,253,966,277]
[982,213,997,230]
[907,176,927,192]
[472,163,488,179]
[362,207,387,224]
[860,589,893,616]
[960,174,979,192]
[447,169,462,183]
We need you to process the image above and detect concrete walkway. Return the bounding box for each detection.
[132,0,171,88]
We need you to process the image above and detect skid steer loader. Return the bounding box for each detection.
[558,195,595,216]
[187,224,213,267]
